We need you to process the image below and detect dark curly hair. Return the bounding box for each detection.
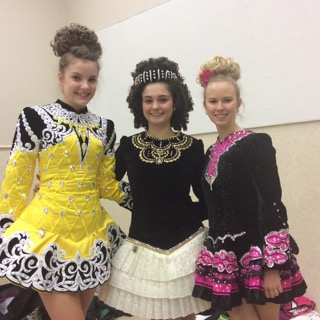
[50,23,102,73]
[126,57,194,131]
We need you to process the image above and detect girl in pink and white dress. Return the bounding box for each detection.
[192,56,307,320]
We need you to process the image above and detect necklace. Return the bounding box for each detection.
[132,131,192,164]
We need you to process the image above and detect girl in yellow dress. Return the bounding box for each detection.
[0,23,131,319]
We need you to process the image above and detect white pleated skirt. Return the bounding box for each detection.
[97,227,211,319]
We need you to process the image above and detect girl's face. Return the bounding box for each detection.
[204,80,241,132]
[142,82,174,130]
[58,58,98,111]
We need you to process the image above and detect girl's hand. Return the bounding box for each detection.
[263,269,283,299]
[33,174,40,194]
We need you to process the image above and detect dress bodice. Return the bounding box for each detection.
[115,131,207,249]
[203,131,288,238]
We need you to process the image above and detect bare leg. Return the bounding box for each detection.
[39,289,95,320]
[79,289,96,315]
[227,299,259,320]
[254,302,280,320]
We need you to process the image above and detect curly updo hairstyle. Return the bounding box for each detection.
[51,23,102,73]
[197,56,241,98]
[126,57,194,131]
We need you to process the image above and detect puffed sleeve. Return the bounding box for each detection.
[191,138,207,221]
[247,133,294,269]
[96,120,132,210]
[0,107,42,229]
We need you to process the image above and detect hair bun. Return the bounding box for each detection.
[197,56,241,86]
[51,23,102,59]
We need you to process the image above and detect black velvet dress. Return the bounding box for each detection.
[98,131,211,319]
[192,130,307,311]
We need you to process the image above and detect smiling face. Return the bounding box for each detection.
[58,57,98,111]
[204,80,241,134]
[142,82,174,131]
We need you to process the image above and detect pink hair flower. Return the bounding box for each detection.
[199,70,215,88]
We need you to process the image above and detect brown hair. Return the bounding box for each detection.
[51,23,102,73]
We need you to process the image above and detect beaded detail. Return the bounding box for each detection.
[126,227,205,255]
[134,69,177,85]
[207,231,246,245]
[11,102,114,164]
[206,130,252,189]
[132,131,192,164]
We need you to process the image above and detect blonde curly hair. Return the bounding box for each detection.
[197,56,242,100]
[197,56,241,87]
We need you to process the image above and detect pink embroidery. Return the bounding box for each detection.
[279,269,304,291]
[213,272,239,295]
[213,250,238,273]
[195,273,213,289]
[206,130,251,188]
[239,247,262,277]
[212,282,234,295]
[242,275,263,291]
[195,272,239,295]
[264,247,288,267]
[214,272,237,282]
[240,264,262,277]
[265,229,289,251]
[240,246,262,268]
[263,230,289,267]
[195,240,304,297]
[196,247,214,266]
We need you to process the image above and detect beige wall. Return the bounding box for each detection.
[0,0,66,146]
[63,0,169,31]
[0,0,168,146]
[0,0,318,308]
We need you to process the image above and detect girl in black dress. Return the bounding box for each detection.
[98,57,211,319]
[192,55,307,320]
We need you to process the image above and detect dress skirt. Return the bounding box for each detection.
[98,227,211,319]
[0,209,124,292]
[192,230,307,312]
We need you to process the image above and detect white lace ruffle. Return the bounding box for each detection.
[98,228,211,319]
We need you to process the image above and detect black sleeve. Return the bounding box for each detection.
[247,133,288,235]
[247,133,295,269]
[191,138,208,221]
[11,107,45,152]
[115,135,129,181]
[104,119,116,155]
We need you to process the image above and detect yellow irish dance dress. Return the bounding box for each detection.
[0,100,131,292]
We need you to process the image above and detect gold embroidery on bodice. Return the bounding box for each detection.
[132,132,192,164]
